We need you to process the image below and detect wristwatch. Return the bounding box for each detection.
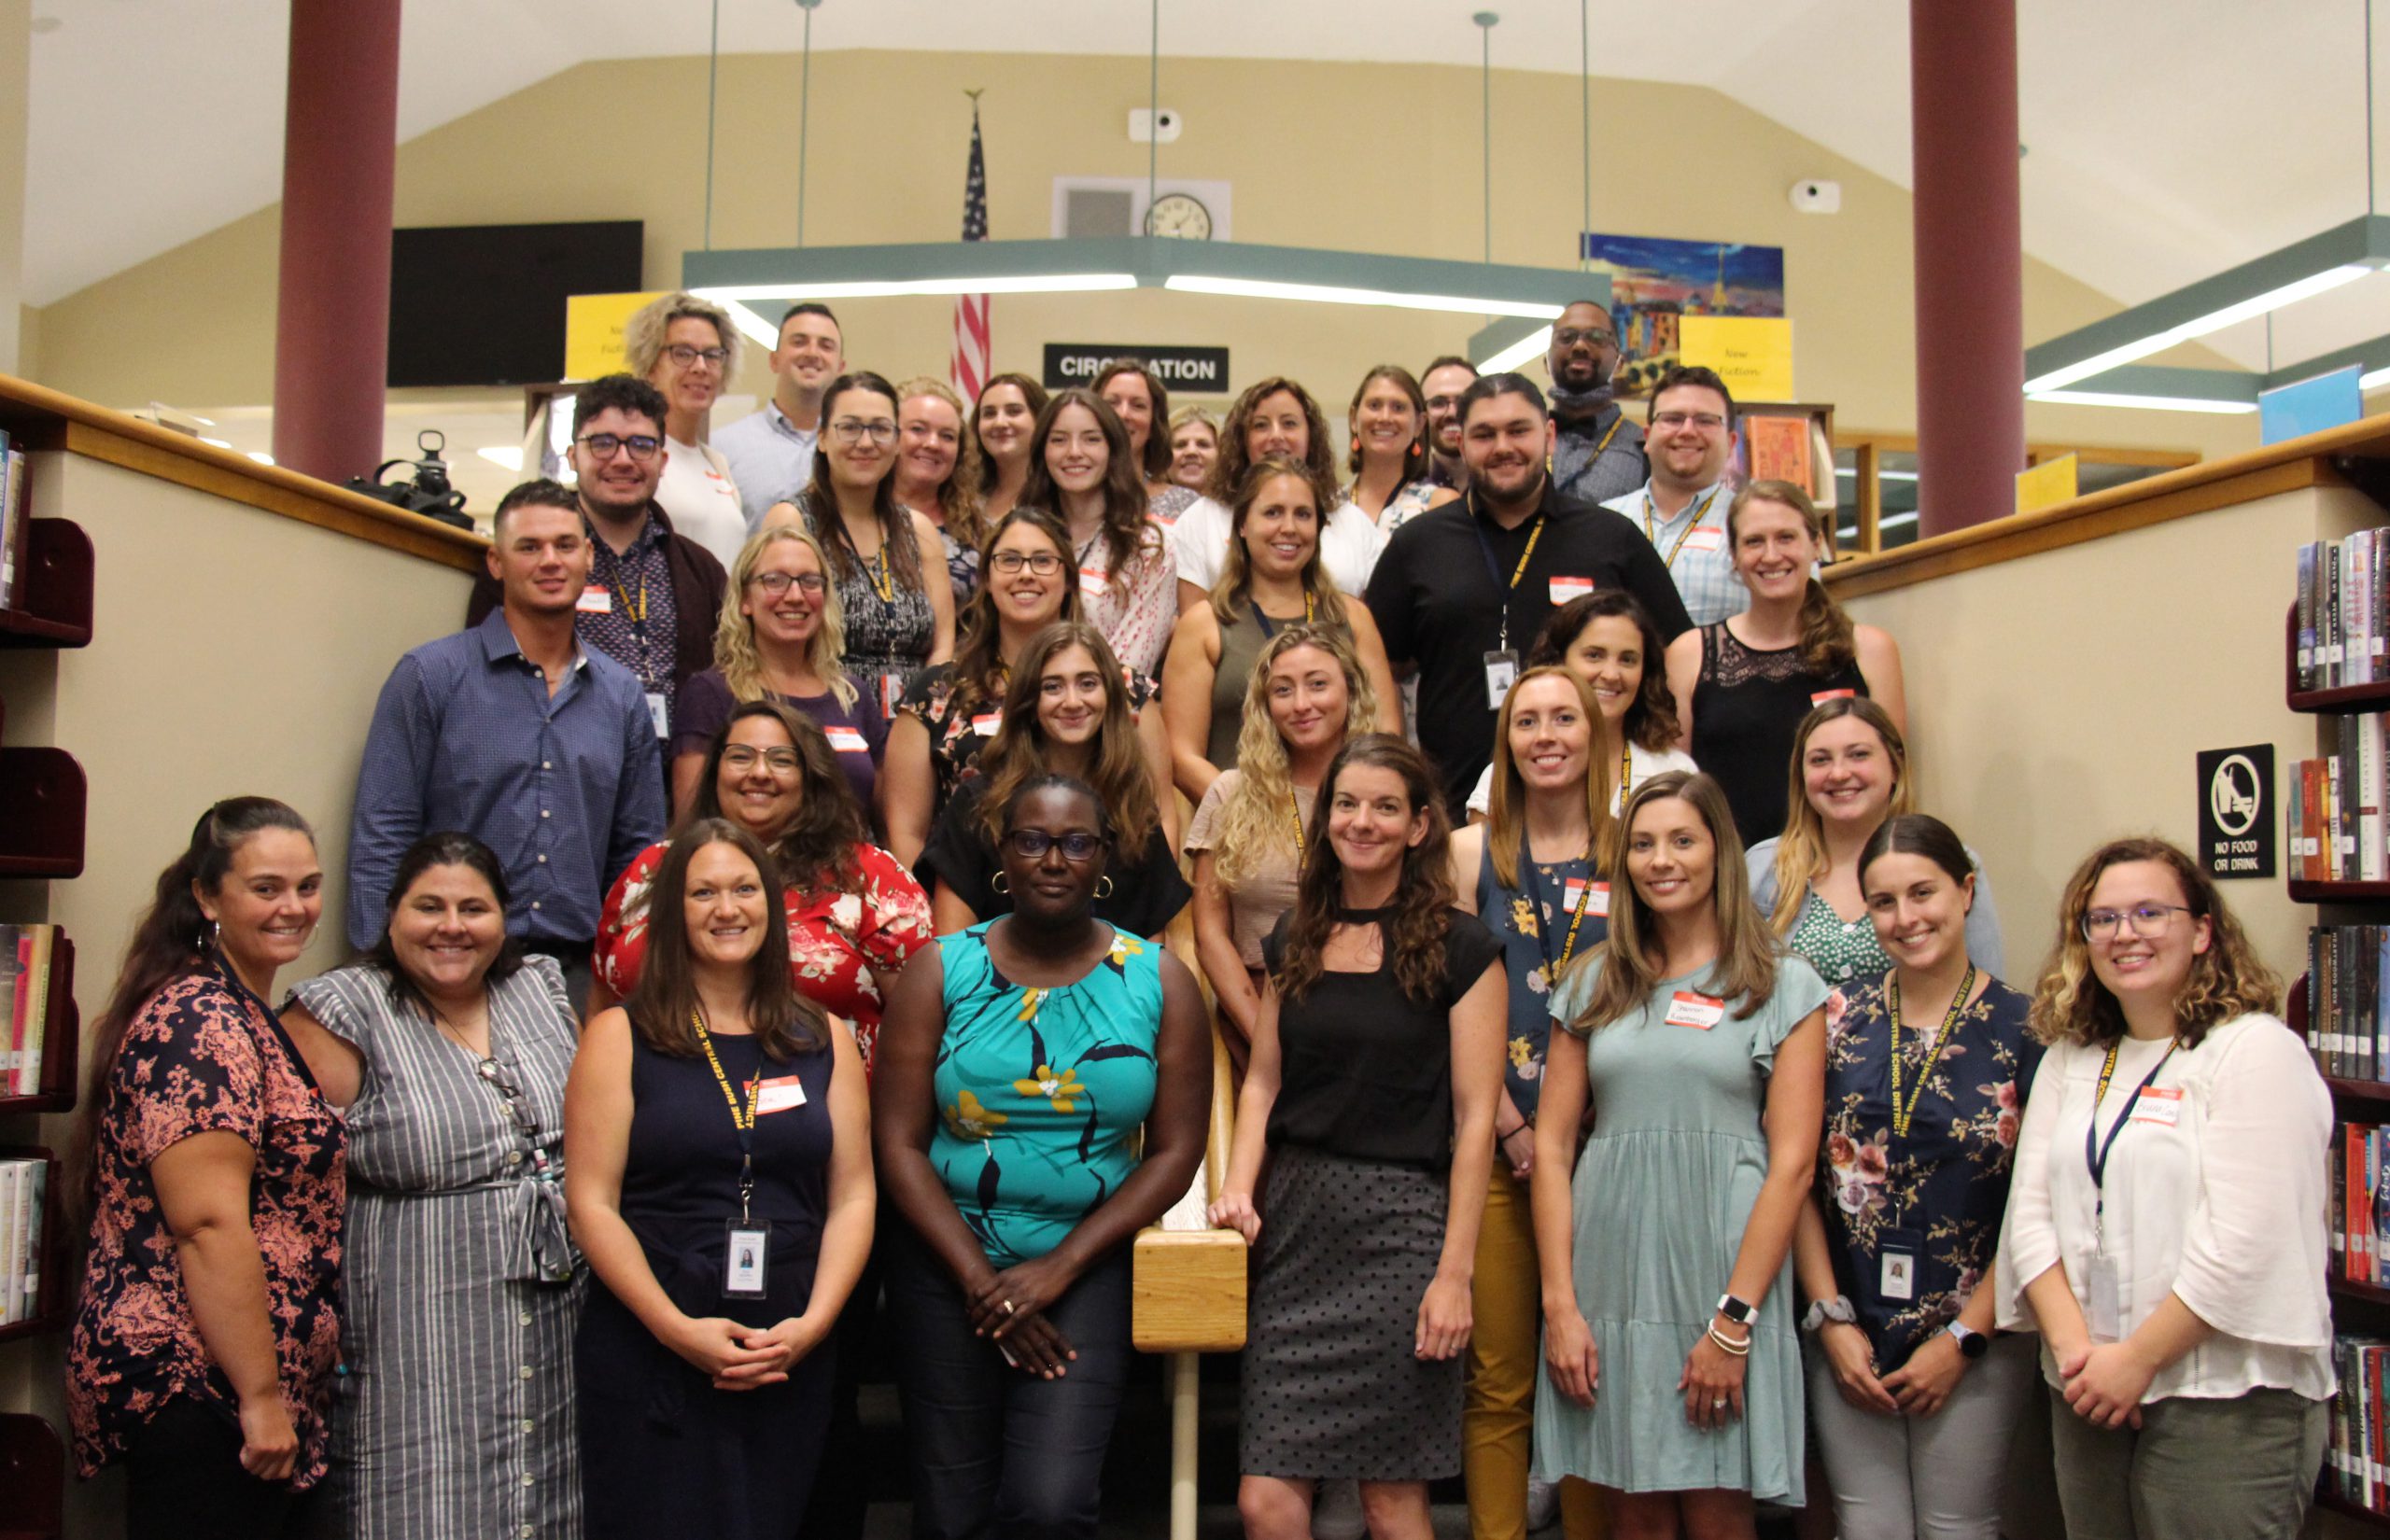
[1801,1295,1857,1334]
[1715,1293,1757,1326]
[1944,1322,1989,1360]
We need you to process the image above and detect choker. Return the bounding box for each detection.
[1333,905,1391,925]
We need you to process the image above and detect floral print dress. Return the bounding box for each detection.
[1471,837,1608,1122]
[928,923,1163,1267]
[592,838,932,1071]
[1816,973,2043,1369]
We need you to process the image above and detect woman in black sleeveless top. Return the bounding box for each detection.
[1664,479,1905,847]
[566,819,874,1540]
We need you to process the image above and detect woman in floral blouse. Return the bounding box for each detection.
[592,699,931,1071]
[67,798,343,1540]
[1791,813,2041,1540]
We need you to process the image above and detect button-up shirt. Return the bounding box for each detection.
[1552,405,1648,508]
[346,610,667,949]
[712,400,821,531]
[582,513,682,722]
[1604,478,1746,626]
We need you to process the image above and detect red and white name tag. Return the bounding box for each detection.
[1681,528,1726,553]
[1078,566,1109,596]
[971,710,1004,736]
[1810,688,1857,706]
[1548,575,1594,605]
[1562,878,1610,917]
[1664,990,1725,1029]
[2129,1085,2184,1127]
[824,724,869,754]
[577,584,613,614]
[754,1075,809,1115]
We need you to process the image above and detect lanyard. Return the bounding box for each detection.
[1286,791,1309,873]
[2085,1037,2180,1228]
[601,536,660,691]
[1883,964,1975,1141]
[1617,738,1634,812]
[695,1009,760,1220]
[1643,483,1723,571]
[867,543,894,604]
[1252,591,1317,641]
[1468,501,1546,653]
[1587,413,1624,462]
[1519,835,1598,977]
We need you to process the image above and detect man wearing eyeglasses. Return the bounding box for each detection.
[1602,364,1746,626]
[1546,300,1649,508]
[469,374,729,748]
[1420,355,1479,492]
[715,301,846,532]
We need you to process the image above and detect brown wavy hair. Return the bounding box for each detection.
[1205,376,1338,503]
[1207,455,1350,629]
[973,622,1160,854]
[943,507,1080,727]
[1345,363,1430,480]
[1526,589,1681,752]
[1484,666,1616,891]
[1767,697,1912,934]
[625,819,830,1062]
[1019,388,1161,588]
[1564,771,1783,1030]
[2030,836,2281,1050]
[973,372,1053,491]
[682,700,870,895]
[1095,357,1174,481]
[894,374,987,553]
[800,371,924,592]
[1272,735,1457,1008]
[1727,478,1853,675]
[1212,624,1380,889]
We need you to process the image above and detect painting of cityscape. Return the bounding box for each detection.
[1577,233,1787,396]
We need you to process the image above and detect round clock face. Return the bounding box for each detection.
[1146,193,1213,241]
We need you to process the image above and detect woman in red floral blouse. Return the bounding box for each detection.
[591,699,933,1071]
[67,798,344,1540]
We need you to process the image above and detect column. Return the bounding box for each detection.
[270,0,401,482]
[0,0,32,375]
[1909,0,2025,539]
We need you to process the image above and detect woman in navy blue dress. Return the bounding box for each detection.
[565,819,875,1539]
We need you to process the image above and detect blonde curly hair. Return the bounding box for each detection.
[1211,624,1379,889]
[714,525,857,711]
[625,290,743,384]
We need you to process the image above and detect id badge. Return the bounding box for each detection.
[724,1221,770,1299]
[2084,1253,2122,1342]
[1876,1227,1921,1303]
[645,692,670,739]
[1483,650,1520,707]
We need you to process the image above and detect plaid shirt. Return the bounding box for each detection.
[1603,480,1746,626]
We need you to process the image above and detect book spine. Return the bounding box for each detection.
[2300,541,2320,691]
[21,1158,41,1322]
[2364,717,2386,883]
[21,924,54,1099]
[0,1161,19,1327]
[5,448,27,611]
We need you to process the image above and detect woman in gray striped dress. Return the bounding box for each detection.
[282,833,583,1539]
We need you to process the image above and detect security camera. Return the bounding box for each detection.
[1129,107,1183,144]
[1789,179,1841,214]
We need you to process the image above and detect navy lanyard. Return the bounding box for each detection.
[2084,1038,2180,1201]
[1468,501,1545,653]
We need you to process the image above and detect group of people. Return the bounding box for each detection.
[60,287,2331,1540]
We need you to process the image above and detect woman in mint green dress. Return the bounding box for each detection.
[1530,770,1829,1538]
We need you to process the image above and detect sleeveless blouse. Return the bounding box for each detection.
[809,502,937,714]
[1689,622,1867,847]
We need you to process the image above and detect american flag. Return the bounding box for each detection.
[949,100,991,401]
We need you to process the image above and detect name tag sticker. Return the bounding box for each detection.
[971,710,1003,736]
[1664,991,1725,1029]
[755,1075,809,1115]
[1548,575,1594,605]
[2130,1085,2184,1127]
[1681,528,1726,553]
[1587,881,1610,917]
[577,585,613,615]
[824,724,869,754]
[1078,566,1109,596]
[1810,688,1858,707]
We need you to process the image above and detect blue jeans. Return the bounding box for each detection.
[884,1227,1133,1540]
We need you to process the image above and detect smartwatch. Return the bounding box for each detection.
[1715,1293,1757,1326]
[1944,1322,1989,1360]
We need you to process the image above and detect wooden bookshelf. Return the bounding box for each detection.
[0,518,91,650]
[2321,1487,2390,1532]
[0,1411,64,1540]
[2331,1077,2390,1108]
[0,936,76,1116]
[0,1146,64,1344]
[2295,881,2390,903]
[0,750,83,878]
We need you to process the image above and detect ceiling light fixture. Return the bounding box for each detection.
[2026,388,2258,415]
[478,445,526,471]
[1478,327,1553,373]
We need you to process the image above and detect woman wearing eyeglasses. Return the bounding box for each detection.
[279,833,583,1540]
[1993,838,2331,1540]
[764,371,956,719]
[626,290,751,571]
[876,772,1213,1539]
[670,526,887,825]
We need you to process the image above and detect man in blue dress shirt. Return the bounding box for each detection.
[347,479,667,1007]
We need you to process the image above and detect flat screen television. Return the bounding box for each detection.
[387,220,643,388]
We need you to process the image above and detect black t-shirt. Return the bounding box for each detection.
[1259,907,1504,1170]
[918,782,1192,939]
[1366,485,1693,817]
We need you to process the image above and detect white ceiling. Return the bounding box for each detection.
[22,0,2390,370]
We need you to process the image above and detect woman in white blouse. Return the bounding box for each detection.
[1994,835,2330,1540]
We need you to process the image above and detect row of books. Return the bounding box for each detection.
[2297,530,2390,692]
[2335,1334,2390,1516]
[1,925,63,1098]
[2289,720,2390,881]
[0,428,27,611]
[2308,926,2390,1079]
[0,1156,46,1327]
[2335,1123,2390,1285]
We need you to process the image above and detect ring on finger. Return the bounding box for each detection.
[1002,1299,1015,1314]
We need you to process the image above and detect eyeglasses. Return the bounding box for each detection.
[722,746,803,774]
[474,1056,543,1142]
[577,432,662,462]
[664,343,729,369]
[750,571,826,596]
[990,550,1062,576]
[1652,411,1728,432]
[2082,903,2192,942]
[828,418,899,445]
[1005,830,1104,862]
[1553,328,1617,349]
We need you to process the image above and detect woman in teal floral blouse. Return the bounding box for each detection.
[1791,813,2042,1540]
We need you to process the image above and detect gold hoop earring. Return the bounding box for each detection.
[1095,875,1116,900]
[991,872,1011,896]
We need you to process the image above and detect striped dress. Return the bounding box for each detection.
[290,957,584,1540]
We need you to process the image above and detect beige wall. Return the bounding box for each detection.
[28,48,2245,463]
[0,453,471,1532]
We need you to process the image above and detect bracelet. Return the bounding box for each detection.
[1497,1120,1527,1141]
[1801,1295,1857,1334]
[1706,1323,1752,1356]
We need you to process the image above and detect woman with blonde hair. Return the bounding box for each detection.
[1747,697,2003,987]
[670,525,885,822]
[1534,770,1828,1538]
[623,289,750,569]
[1994,836,2330,1539]
[892,374,986,608]
[1167,407,1220,496]
[1185,623,1379,1068]
[1162,455,1399,804]
[1665,479,1905,847]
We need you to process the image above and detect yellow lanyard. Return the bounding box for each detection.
[1884,965,1975,1140]
[866,541,895,604]
[1644,483,1723,571]
[1618,739,1634,812]
[1552,853,1597,974]
[696,1010,757,1133]
[1588,413,1624,461]
[1286,792,1308,872]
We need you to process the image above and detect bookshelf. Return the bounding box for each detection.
[0,1409,63,1540]
[0,1146,61,1344]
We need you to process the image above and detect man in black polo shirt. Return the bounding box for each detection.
[1366,372,1693,816]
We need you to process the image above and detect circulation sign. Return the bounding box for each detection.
[1043,343,1230,395]
[2196,744,2275,880]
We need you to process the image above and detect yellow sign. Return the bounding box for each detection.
[564,291,666,381]
[1678,315,1793,402]
[2015,453,2079,515]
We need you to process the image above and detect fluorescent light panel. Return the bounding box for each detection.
[478,446,526,471]
[2027,388,2258,415]
[696,274,1138,303]
[1164,273,1563,319]
[2362,365,2390,391]
[2023,264,2372,393]
[719,301,780,349]
[1478,326,1552,373]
